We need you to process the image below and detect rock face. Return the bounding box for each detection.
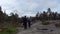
[17,21,60,34]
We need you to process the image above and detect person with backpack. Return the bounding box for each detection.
[22,16,28,29]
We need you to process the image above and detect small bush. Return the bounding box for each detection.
[42,21,50,25]
[55,23,60,27]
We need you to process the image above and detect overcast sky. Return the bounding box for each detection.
[0,0,60,17]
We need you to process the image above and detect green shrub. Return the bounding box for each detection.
[42,21,50,25]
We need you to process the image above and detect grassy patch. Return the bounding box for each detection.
[0,32,11,34]
[0,25,16,34]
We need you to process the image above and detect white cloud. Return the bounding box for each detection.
[0,0,60,17]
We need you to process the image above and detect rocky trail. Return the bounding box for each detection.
[17,21,60,34]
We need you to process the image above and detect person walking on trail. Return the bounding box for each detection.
[22,16,28,29]
[27,18,31,28]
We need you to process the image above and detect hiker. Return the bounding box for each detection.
[27,18,31,28]
[22,16,28,29]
